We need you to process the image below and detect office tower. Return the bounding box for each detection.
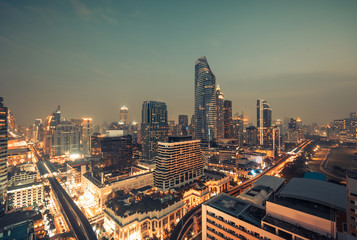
[141,101,168,160]
[194,56,217,142]
[52,121,81,156]
[347,170,357,237]
[0,97,7,203]
[50,105,61,129]
[232,113,244,146]
[246,126,258,146]
[178,115,189,136]
[154,136,203,191]
[130,121,138,142]
[81,117,93,157]
[91,133,102,157]
[189,115,196,138]
[168,120,177,136]
[223,100,233,139]
[33,119,44,142]
[216,85,224,139]
[120,106,129,124]
[101,134,132,172]
[350,112,357,121]
[257,99,272,145]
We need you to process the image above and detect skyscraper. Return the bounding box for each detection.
[0,97,7,203]
[216,85,224,139]
[194,56,217,142]
[101,134,132,172]
[178,115,188,136]
[154,136,203,191]
[50,105,61,129]
[81,117,93,156]
[223,100,233,139]
[120,106,129,124]
[257,99,272,145]
[141,101,169,160]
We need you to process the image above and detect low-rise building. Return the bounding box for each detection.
[7,181,44,210]
[82,171,153,210]
[202,177,347,240]
[104,190,184,240]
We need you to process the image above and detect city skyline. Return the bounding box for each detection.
[1,0,357,126]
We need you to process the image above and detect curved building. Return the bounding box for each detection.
[194,56,217,142]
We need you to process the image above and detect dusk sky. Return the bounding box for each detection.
[1,0,357,126]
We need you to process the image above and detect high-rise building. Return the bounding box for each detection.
[168,120,177,136]
[178,115,189,136]
[232,113,244,146]
[0,97,8,203]
[50,105,61,129]
[120,106,129,124]
[257,99,272,145]
[189,115,196,138]
[90,133,102,157]
[195,56,217,142]
[101,134,132,172]
[141,101,169,160]
[347,170,357,237]
[223,100,233,139]
[33,119,44,142]
[246,126,258,146]
[154,136,203,191]
[52,121,81,156]
[81,117,93,157]
[257,99,272,128]
[216,85,224,139]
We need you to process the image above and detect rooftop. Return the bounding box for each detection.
[278,178,346,212]
[253,175,285,191]
[0,210,42,228]
[7,181,43,192]
[205,193,265,227]
[263,215,331,240]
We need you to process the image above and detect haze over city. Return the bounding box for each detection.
[1,0,357,126]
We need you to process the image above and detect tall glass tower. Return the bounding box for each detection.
[194,56,217,142]
[0,97,8,203]
[141,101,168,160]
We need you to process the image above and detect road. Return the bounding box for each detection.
[170,140,312,240]
[31,146,97,240]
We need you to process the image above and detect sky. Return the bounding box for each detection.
[1,0,357,126]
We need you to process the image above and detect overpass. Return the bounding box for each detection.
[32,147,97,240]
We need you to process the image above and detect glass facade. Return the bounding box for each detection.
[141,101,168,160]
[194,56,217,142]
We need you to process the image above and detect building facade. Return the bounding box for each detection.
[195,56,217,142]
[0,97,8,203]
[223,100,233,139]
[154,136,204,191]
[141,101,168,160]
[81,117,93,157]
[101,134,133,172]
[216,85,224,140]
[7,182,44,210]
[51,121,81,156]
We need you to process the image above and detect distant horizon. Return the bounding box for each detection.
[1,1,357,126]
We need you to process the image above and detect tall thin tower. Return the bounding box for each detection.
[194,56,217,142]
[257,99,272,146]
[0,97,8,203]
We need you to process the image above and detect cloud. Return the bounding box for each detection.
[69,0,93,20]
[69,0,118,24]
